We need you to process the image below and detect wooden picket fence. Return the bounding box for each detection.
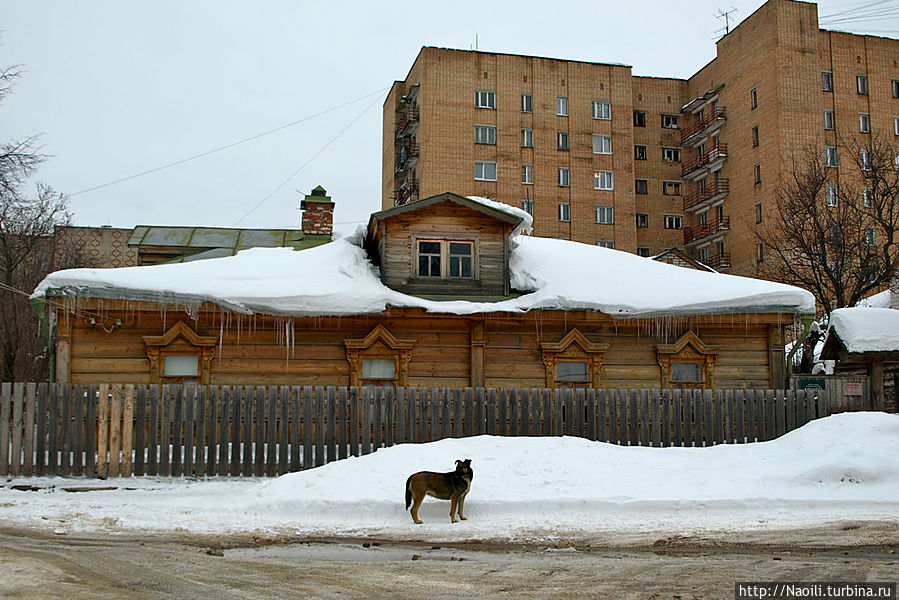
[0,382,873,478]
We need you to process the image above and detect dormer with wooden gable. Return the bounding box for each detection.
[366,192,525,298]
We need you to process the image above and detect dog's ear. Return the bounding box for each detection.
[464,459,471,466]
[455,459,463,467]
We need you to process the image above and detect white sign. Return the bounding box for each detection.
[843,383,863,396]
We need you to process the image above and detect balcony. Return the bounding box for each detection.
[683,179,730,212]
[681,107,727,145]
[706,253,731,270]
[395,104,420,138]
[394,140,420,174]
[394,178,420,206]
[684,216,730,246]
[682,142,728,179]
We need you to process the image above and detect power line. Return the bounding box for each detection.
[233,94,383,225]
[70,86,390,197]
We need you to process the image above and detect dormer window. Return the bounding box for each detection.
[416,239,475,279]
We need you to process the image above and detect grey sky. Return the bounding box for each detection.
[2,0,897,230]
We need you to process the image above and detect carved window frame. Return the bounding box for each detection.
[540,329,609,388]
[143,321,217,385]
[345,324,415,387]
[655,330,720,390]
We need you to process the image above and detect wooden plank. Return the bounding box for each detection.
[766,390,776,441]
[785,389,796,434]
[348,386,359,456]
[290,386,302,468]
[640,389,650,447]
[147,385,159,476]
[453,387,463,438]
[0,384,11,475]
[628,390,640,446]
[254,386,266,476]
[596,389,607,442]
[326,386,337,463]
[776,390,786,439]
[225,386,237,477]
[266,386,277,476]
[496,388,507,437]
[35,383,48,476]
[651,389,662,448]
[337,386,348,461]
[701,389,713,447]
[585,389,596,441]
[360,386,372,456]
[734,389,744,444]
[575,388,586,439]
[108,386,122,477]
[204,386,216,477]
[486,389,497,436]
[96,384,109,478]
[715,389,725,445]
[373,387,384,454]
[474,388,485,437]
[242,386,254,476]
[194,385,207,476]
[670,389,682,447]
[182,385,195,477]
[59,384,72,475]
[395,387,406,445]
[608,389,619,444]
[69,384,83,476]
[659,390,670,447]
[133,385,147,476]
[278,386,289,474]
[23,383,36,476]
[508,388,519,437]
[121,385,134,476]
[303,386,314,466]
[10,383,25,476]
[692,389,704,448]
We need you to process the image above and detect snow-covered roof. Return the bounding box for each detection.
[33,225,816,318]
[825,307,899,354]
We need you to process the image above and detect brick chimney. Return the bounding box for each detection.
[300,185,334,236]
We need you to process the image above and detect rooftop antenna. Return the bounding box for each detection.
[714,7,738,37]
[475,34,479,51]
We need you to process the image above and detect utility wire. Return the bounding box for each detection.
[70,86,389,197]
[234,94,383,225]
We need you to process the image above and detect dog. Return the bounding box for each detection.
[405,459,473,524]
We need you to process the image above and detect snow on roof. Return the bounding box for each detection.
[857,289,892,309]
[827,307,899,353]
[33,230,815,318]
[465,196,533,236]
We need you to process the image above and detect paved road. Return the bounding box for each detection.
[0,528,896,599]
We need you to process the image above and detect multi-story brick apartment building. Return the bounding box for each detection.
[383,0,899,275]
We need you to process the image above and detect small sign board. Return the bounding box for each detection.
[797,378,826,390]
[843,382,863,396]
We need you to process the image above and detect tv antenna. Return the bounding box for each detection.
[714,7,738,36]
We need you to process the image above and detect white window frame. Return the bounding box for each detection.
[863,187,874,208]
[475,125,496,145]
[557,96,569,116]
[521,93,533,113]
[635,179,648,195]
[636,213,649,228]
[827,184,839,206]
[661,114,679,129]
[865,226,877,246]
[663,215,683,230]
[521,199,534,215]
[825,146,838,167]
[558,202,570,222]
[596,240,615,249]
[894,116,899,137]
[893,79,899,99]
[859,113,870,134]
[521,164,534,185]
[824,110,835,130]
[475,160,497,181]
[861,149,872,171]
[634,145,647,160]
[633,110,646,127]
[822,71,833,92]
[558,167,570,187]
[557,131,569,150]
[663,181,682,196]
[750,86,758,110]
[593,170,614,190]
[521,127,534,148]
[592,134,612,154]
[857,74,868,95]
[592,99,611,120]
[662,147,681,162]
[475,89,496,109]
[595,205,614,224]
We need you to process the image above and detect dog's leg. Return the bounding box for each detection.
[458,491,468,521]
[410,493,424,524]
[450,495,459,523]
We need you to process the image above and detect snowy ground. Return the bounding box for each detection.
[2,412,898,546]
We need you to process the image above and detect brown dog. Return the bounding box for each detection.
[405,459,473,524]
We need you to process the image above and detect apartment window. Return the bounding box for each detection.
[521,164,534,185]
[475,125,496,145]
[635,179,648,195]
[592,134,612,154]
[863,187,874,208]
[557,96,569,116]
[558,167,570,187]
[822,71,833,92]
[634,145,647,160]
[755,202,763,224]
[664,215,683,230]
[894,116,899,136]
[636,247,651,258]
[636,213,649,228]
[827,184,839,206]
[593,170,614,190]
[756,242,764,264]
[857,74,868,95]
[859,113,870,134]
[662,147,681,162]
[475,160,497,181]
[475,90,496,109]
[596,240,615,249]
[663,181,681,196]
[558,202,570,222]
[633,110,646,127]
[824,110,835,130]
[750,86,758,110]
[861,149,872,171]
[754,163,762,184]
[825,146,838,167]
[865,226,878,246]
[595,205,614,224]
[521,199,534,215]
[661,114,679,129]
[557,131,569,151]
[592,100,611,120]
[522,128,534,148]
[521,93,533,113]
[893,79,899,98]
[752,125,759,147]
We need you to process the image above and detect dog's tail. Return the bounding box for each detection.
[404,475,413,510]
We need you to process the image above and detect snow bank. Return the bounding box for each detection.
[33,234,815,317]
[828,307,899,353]
[1,413,896,542]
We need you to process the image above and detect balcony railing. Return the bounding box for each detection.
[706,253,731,270]
[682,142,728,178]
[683,179,730,212]
[394,141,420,173]
[681,107,727,144]
[684,216,731,245]
[396,105,420,137]
[394,178,420,206]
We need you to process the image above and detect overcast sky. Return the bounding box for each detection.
[3,1,898,230]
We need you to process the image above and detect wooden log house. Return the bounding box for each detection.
[35,192,815,390]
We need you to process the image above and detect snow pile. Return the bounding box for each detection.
[466,195,534,236]
[1,412,897,542]
[828,307,899,353]
[33,233,815,317]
